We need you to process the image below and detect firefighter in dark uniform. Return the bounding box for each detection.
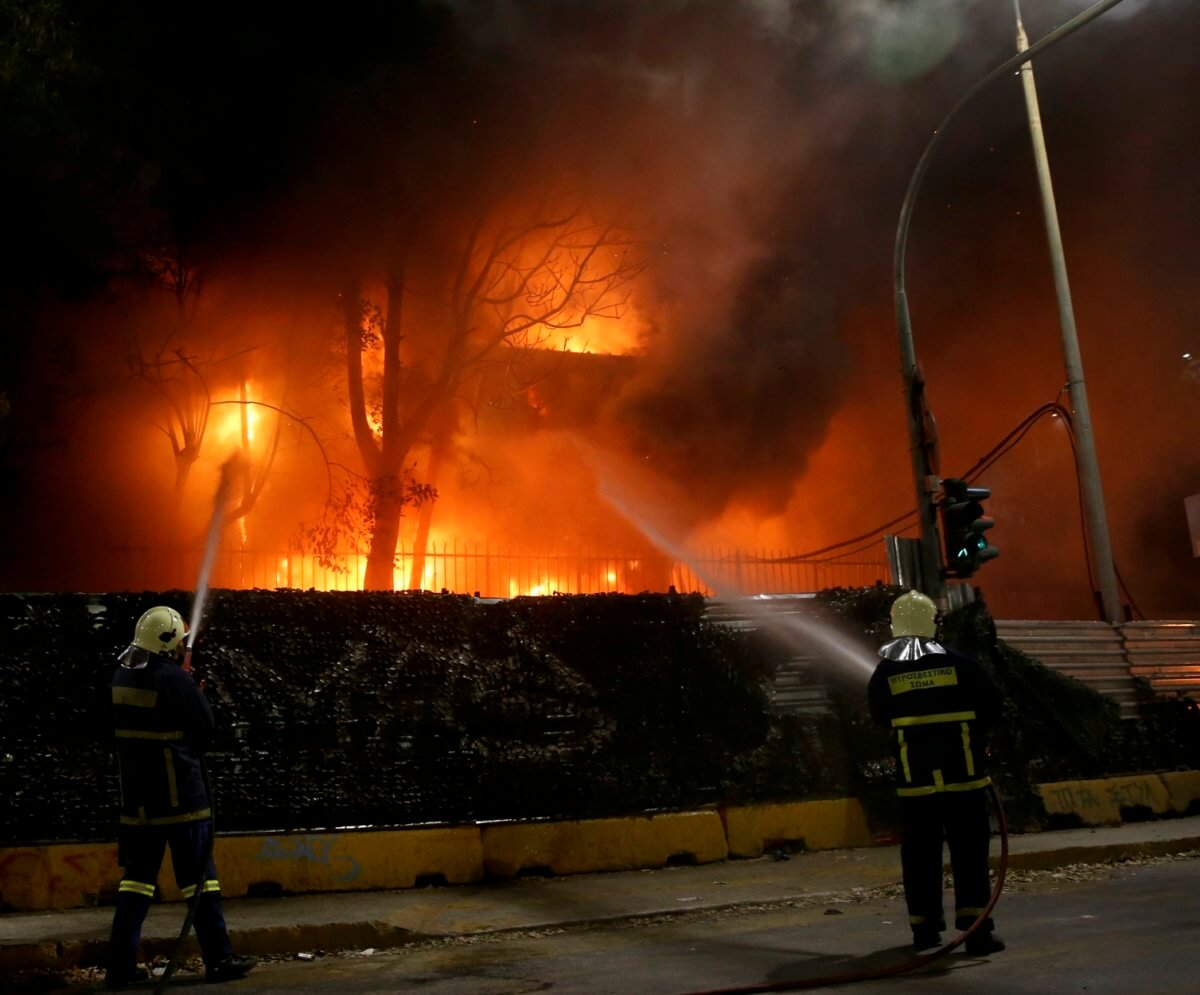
[868,591,1006,956]
[105,606,256,989]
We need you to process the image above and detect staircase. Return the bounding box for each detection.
[1121,621,1200,697]
[993,620,1200,719]
[707,599,1200,719]
[993,620,1139,717]
[766,654,832,715]
[703,597,831,715]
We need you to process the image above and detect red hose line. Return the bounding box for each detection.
[680,781,1009,995]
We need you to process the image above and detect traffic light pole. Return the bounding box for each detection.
[1014,1,1123,624]
[895,300,946,604]
[893,0,1127,608]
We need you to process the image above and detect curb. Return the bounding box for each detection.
[4,833,1200,974]
[1000,836,1200,872]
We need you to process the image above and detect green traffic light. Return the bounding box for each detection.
[938,476,999,578]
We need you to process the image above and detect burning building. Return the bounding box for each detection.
[0,1,1197,619]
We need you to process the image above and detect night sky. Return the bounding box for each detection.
[1,0,1197,619]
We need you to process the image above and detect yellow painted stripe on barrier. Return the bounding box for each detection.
[3,773,1197,912]
[0,828,486,911]
[1161,770,1200,814]
[481,811,728,878]
[721,798,873,858]
[0,842,122,911]
[208,827,485,899]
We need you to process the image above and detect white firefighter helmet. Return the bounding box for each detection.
[890,590,938,639]
[131,606,187,653]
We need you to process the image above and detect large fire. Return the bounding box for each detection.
[2,0,1195,625]
[172,347,882,600]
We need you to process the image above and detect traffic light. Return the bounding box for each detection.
[939,477,999,578]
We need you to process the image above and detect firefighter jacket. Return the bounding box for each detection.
[111,653,215,827]
[867,638,1001,797]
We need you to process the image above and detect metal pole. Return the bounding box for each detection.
[893,0,1127,610]
[1014,0,1123,623]
[895,298,946,604]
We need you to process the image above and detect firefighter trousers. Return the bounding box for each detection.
[899,788,994,934]
[107,818,233,974]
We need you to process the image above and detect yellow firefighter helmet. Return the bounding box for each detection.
[890,590,938,638]
[131,606,187,653]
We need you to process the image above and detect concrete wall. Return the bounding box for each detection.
[1038,770,1200,827]
[4,773,1198,912]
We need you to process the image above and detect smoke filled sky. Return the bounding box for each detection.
[1,0,1197,619]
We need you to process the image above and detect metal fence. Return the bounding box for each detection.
[57,542,892,597]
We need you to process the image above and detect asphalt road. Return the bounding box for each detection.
[37,855,1200,993]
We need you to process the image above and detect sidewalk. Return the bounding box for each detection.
[3,816,1199,975]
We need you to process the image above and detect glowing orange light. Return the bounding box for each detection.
[209,380,262,451]
[550,309,642,356]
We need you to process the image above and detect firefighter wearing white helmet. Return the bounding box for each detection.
[890,589,938,640]
[106,609,255,988]
[867,590,1006,957]
[132,605,186,651]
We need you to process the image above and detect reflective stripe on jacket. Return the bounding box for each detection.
[867,645,1000,796]
[111,656,214,825]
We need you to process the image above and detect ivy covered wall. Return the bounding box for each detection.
[1,589,1195,845]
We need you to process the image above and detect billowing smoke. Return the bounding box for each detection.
[437,0,986,524]
[2,0,1197,617]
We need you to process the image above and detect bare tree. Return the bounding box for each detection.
[127,341,213,504]
[344,201,641,590]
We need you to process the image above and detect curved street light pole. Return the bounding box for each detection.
[894,0,1128,609]
[1013,0,1122,622]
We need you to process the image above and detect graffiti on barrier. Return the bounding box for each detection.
[1043,777,1165,817]
[1105,778,1163,811]
[1044,784,1102,813]
[254,834,361,883]
[0,846,118,909]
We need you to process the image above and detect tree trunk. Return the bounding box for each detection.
[407,449,443,590]
[407,398,456,590]
[173,451,196,509]
[364,473,406,590]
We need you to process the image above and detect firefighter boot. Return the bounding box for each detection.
[104,965,150,989]
[911,928,942,952]
[964,931,1006,956]
[205,953,257,983]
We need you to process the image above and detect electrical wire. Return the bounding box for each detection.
[732,398,1148,620]
[758,510,921,563]
[963,404,1147,621]
[740,401,1065,565]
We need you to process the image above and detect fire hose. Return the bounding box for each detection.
[154,460,235,993]
[153,750,217,993]
[680,781,1009,995]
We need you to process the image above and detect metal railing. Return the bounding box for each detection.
[56,543,892,597]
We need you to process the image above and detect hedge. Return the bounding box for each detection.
[1,587,1195,844]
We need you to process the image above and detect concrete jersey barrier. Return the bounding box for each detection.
[3,773,1198,912]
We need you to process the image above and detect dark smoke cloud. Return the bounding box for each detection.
[434,0,1200,617]
[3,0,1197,617]
[434,0,1196,533]
[436,0,981,522]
